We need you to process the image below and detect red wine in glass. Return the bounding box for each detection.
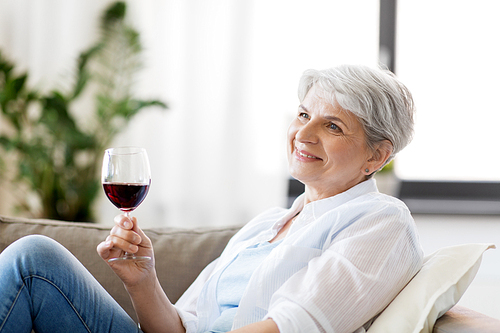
[103,183,150,212]
[102,147,152,262]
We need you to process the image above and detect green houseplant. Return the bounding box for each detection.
[0,2,167,222]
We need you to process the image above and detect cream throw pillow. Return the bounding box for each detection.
[367,243,495,333]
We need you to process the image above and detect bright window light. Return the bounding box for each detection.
[395,0,500,181]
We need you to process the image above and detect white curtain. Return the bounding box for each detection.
[0,0,379,228]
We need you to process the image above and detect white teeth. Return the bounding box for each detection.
[298,150,317,159]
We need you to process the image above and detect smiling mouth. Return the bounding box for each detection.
[295,148,322,160]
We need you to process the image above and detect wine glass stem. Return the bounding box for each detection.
[124,211,134,258]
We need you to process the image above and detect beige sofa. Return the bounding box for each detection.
[1,215,499,332]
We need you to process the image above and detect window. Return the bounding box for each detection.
[395,0,500,182]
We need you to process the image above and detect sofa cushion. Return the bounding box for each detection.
[367,243,495,333]
[0,215,240,320]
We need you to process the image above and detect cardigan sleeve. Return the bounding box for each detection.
[265,204,423,333]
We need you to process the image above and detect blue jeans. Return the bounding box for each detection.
[0,235,141,333]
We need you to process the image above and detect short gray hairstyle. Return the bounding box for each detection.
[298,64,415,169]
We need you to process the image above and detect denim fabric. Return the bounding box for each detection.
[0,235,141,333]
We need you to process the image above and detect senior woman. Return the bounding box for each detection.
[0,64,422,333]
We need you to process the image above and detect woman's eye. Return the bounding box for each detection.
[328,123,341,131]
[299,112,309,119]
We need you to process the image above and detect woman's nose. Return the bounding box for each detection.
[295,121,319,144]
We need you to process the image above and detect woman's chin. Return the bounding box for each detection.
[288,172,312,188]
[288,165,317,184]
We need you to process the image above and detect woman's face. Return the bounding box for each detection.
[287,85,373,200]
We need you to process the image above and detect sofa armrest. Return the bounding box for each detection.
[433,305,500,333]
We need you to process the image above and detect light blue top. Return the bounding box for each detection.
[176,179,423,333]
[208,240,282,333]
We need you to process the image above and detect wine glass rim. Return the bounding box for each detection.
[105,146,147,155]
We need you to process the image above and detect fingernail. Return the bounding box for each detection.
[123,221,132,229]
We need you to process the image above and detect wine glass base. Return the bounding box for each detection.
[108,255,152,263]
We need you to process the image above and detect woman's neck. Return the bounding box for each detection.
[303,179,367,206]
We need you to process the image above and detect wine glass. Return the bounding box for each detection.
[102,146,151,262]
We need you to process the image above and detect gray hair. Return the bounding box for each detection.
[298,64,415,170]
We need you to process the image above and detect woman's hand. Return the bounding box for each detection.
[98,216,186,333]
[97,214,156,288]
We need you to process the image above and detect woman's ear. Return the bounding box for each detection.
[365,140,393,173]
